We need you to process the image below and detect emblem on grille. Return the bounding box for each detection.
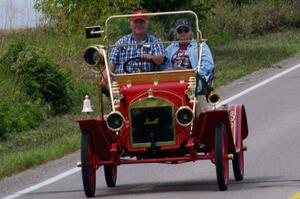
[144,118,159,125]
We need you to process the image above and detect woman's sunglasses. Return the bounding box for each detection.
[177,27,190,34]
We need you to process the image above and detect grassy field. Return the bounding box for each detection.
[0,115,80,179]
[212,29,300,87]
[1,27,300,179]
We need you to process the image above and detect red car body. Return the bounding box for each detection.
[77,11,249,197]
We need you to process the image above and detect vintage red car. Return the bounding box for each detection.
[77,11,249,197]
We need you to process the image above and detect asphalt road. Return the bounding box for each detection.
[2,56,300,199]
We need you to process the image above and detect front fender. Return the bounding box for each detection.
[77,119,115,161]
[194,110,235,153]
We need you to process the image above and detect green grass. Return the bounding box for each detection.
[0,28,95,81]
[212,28,300,87]
[0,72,28,102]
[1,27,300,179]
[0,115,81,179]
[0,28,104,179]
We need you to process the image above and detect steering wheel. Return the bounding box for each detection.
[122,56,156,73]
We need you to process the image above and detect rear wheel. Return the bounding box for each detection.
[104,165,117,187]
[215,124,229,191]
[232,145,244,181]
[81,132,96,197]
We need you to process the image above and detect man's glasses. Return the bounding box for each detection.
[177,27,190,34]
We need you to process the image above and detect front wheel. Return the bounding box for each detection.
[104,165,117,187]
[81,132,96,197]
[215,124,229,191]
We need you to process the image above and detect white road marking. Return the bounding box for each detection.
[2,168,80,199]
[217,63,300,107]
[3,62,300,199]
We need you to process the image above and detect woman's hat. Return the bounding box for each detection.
[175,18,191,30]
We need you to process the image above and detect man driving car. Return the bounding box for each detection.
[102,10,165,85]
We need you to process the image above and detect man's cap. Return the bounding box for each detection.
[131,10,148,22]
[175,18,192,30]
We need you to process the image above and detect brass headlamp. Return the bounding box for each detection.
[207,92,221,105]
[83,45,106,70]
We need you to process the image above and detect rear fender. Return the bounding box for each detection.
[227,104,249,151]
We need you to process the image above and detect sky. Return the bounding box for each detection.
[0,0,41,29]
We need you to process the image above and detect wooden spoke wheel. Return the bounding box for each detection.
[81,132,96,197]
[104,165,117,187]
[215,124,229,191]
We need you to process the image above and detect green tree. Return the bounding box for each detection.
[34,0,142,32]
[34,0,214,33]
[141,0,185,12]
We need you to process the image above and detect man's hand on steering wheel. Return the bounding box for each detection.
[123,55,156,73]
[140,54,153,62]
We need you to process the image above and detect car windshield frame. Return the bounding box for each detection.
[103,10,203,77]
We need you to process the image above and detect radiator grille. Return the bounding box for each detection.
[130,106,175,147]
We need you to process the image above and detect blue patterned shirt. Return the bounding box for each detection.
[109,33,164,74]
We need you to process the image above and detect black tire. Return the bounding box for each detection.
[81,132,96,197]
[232,149,244,181]
[215,124,229,191]
[104,165,117,187]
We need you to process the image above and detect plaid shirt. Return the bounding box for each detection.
[109,33,164,74]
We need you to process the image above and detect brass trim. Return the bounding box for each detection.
[105,10,201,41]
[187,76,197,102]
[106,111,125,132]
[175,106,195,126]
[113,67,196,79]
[104,10,201,78]
[95,73,103,119]
[130,96,174,108]
[109,40,196,48]
[179,78,185,84]
[227,154,234,160]
[131,141,176,148]
[130,89,185,105]
[87,46,115,112]
[148,88,154,98]
[207,92,221,105]
[112,81,123,110]
[83,45,106,70]
[129,97,176,148]
[126,80,132,88]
